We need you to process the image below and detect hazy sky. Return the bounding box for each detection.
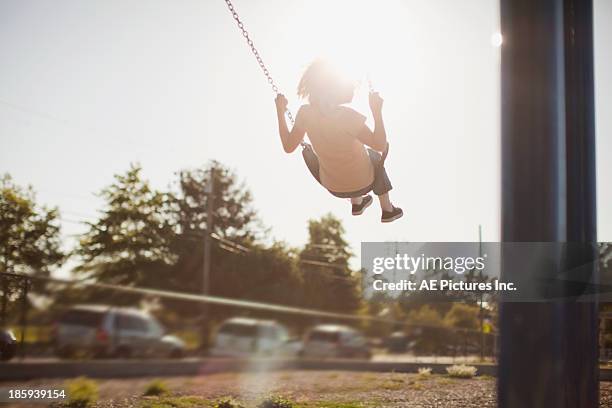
[1,0,610,277]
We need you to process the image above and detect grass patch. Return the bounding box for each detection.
[64,377,99,408]
[258,395,295,408]
[214,397,245,408]
[417,367,432,378]
[411,382,424,391]
[303,403,369,408]
[446,364,477,379]
[143,379,171,397]
[436,377,454,385]
[380,381,403,391]
[140,395,210,408]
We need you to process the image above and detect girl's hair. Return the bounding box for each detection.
[297,59,354,106]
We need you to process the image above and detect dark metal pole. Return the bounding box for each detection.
[499,0,598,407]
[561,0,598,405]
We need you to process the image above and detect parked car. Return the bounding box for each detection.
[0,329,17,361]
[209,317,299,357]
[386,331,413,353]
[300,324,371,359]
[53,304,185,359]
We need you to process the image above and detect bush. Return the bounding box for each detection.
[446,364,477,378]
[64,377,99,408]
[407,305,444,327]
[417,367,432,377]
[443,303,480,331]
[257,395,294,408]
[406,306,449,354]
[214,397,245,408]
[143,379,170,396]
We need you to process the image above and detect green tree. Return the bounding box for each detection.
[299,213,362,313]
[74,164,176,303]
[175,161,261,243]
[166,161,265,296]
[0,174,63,324]
[407,304,444,327]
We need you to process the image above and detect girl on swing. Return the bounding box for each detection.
[274,59,403,223]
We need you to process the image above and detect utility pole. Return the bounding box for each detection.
[203,167,215,299]
[201,167,214,349]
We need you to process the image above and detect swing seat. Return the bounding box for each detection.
[301,143,319,180]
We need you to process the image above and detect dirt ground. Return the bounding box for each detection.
[3,371,612,407]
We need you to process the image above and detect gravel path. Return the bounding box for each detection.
[4,371,612,407]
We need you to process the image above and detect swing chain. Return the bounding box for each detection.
[223,0,295,125]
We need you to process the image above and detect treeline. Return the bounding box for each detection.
[0,162,362,329]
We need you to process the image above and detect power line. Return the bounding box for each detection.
[0,271,383,324]
[0,271,487,334]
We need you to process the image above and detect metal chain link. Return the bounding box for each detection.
[223,0,296,126]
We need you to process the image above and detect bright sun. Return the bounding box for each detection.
[292,0,406,89]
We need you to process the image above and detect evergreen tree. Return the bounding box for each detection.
[167,161,264,295]
[74,164,176,303]
[0,174,63,323]
[299,213,362,313]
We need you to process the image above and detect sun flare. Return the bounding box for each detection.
[292,0,407,93]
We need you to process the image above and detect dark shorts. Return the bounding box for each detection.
[302,146,393,198]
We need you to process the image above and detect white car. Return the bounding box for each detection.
[209,317,299,357]
[301,324,371,359]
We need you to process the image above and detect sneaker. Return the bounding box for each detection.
[381,206,403,223]
[352,195,373,216]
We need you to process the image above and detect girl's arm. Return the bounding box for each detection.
[357,92,387,152]
[275,94,306,153]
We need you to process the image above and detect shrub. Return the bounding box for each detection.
[406,306,449,354]
[257,395,294,408]
[417,367,432,377]
[443,303,480,331]
[143,379,170,396]
[446,364,477,378]
[214,397,245,408]
[64,377,99,408]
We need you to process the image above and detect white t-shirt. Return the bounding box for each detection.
[294,104,374,193]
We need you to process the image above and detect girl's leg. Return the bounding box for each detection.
[366,149,395,211]
[377,193,394,212]
[350,196,363,205]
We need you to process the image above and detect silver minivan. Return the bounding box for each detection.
[301,324,371,359]
[53,304,185,359]
[209,317,299,357]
